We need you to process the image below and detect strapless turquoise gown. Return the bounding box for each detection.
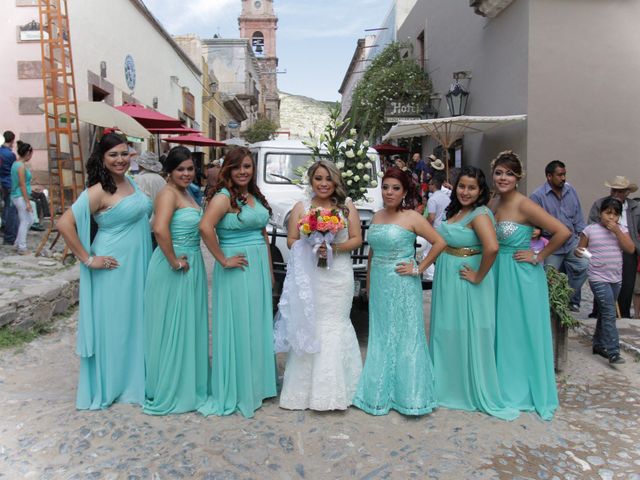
[73,183,152,410]
[143,208,208,415]
[430,207,518,420]
[198,189,277,418]
[353,224,436,416]
[495,221,558,420]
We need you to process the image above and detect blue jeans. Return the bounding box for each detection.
[589,280,621,355]
[2,186,18,244]
[545,249,589,307]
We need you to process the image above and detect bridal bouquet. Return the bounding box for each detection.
[298,208,345,268]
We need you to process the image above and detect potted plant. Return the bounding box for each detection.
[545,266,579,372]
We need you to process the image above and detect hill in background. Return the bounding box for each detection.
[278,92,334,140]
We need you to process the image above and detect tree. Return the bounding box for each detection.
[243,118,278,144]
[351,42,432,140]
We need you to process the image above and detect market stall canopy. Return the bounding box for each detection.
[147,126,200,135]
[39,101,152,139]
[164,133,227,147]
[373,143,409,155]
[383,115,527,145]
[115,103,183,129]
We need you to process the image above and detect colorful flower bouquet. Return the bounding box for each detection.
[298,208,345,268]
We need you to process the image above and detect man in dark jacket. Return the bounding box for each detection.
[588,176,640,318]
[0,131,18,245]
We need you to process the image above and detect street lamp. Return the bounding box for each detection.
[445,72,470,116]
[422,93,442,119]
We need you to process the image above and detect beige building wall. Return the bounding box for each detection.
[526,0,640,211]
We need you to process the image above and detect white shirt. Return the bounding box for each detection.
[427,188,451,228]
[621,200,628,229]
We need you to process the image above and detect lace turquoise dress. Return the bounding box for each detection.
[198,189,277,418]
[495,221,558,420]
[430,207,518,420]
[143,207,208,415]
[72,181,152,410]
[353,224,436,416]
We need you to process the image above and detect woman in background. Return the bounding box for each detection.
[10,141,35,254]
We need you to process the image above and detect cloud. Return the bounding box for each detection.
[144,0,239,36]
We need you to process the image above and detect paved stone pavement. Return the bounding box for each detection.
[1,305,640,479]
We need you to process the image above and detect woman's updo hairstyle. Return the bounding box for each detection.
[490,150,525,180]
[86,132,128,194]
[382,167,415,211]
[307,159,349,215]
[163,145,192,174]
[16,140,33,158]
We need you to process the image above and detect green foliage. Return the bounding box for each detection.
[303,104,378,203]
[0,321,54,349]
[351,42,432,140]
[546,266,579,328]
[243,118,279,144]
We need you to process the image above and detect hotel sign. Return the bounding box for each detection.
[384,101,422,123]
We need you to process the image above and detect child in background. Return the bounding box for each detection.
[530,226,548,254]
[575,197,635,364]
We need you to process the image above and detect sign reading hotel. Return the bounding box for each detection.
[384,101,422,123]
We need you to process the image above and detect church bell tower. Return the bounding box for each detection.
[239,0,280,124]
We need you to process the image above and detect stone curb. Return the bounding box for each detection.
[575,321,640,360]
[0,259,79,330]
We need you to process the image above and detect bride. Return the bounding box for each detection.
[276,159,363,410]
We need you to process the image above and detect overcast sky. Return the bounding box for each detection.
[144,0,392,102]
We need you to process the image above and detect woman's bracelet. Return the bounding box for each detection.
[84,256,94,268]
[173,261,183,271]
[332,244,339,254]
[412,264,420,277]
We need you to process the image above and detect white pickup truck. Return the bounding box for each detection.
[250,139,384,298]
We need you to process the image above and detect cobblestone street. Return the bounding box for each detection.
[1,302,639,479]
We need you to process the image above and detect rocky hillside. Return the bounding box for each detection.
[278,92,334,140]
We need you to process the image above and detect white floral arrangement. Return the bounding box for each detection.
[302,105,377,203]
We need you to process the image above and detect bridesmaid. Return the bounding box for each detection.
[429,166,518,420]
[143,146,208,415]
[57,132,152,409]
[490,150,570,420]
[198,147,277,418]
[353,168,445,416]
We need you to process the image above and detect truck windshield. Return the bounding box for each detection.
[264,152,378,185]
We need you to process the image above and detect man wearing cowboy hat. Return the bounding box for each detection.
[588,176,640,318]
[429,154,445,172]
[134,151,166,248]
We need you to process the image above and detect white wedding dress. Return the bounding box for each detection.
[279,206,363,411]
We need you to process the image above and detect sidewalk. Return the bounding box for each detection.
[572,285,640,360]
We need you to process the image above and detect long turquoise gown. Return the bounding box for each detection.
[198,189,277,418]
[430,206,518,420]
[353,224,437,416]
[72,181,152,410]
[495,221,558,420]
[143,208,208,415]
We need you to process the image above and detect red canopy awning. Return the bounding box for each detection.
[373,143,409,155]
[147,126,200,135]
[115,103,183,129]
[164,133,227,147]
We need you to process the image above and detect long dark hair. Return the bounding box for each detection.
[16,140,33,158]
[86,132,128,194]
[382,167,414,211]
[164,145,192,174]
[216,146,272,217]
[445,165,490,219]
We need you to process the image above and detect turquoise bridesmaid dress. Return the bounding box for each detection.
[73,181,152,410]
[143,207,209,415]
[430,206,518,420]
[198,189,277,418]
[353,224,436,416]
[495,221,558,420]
